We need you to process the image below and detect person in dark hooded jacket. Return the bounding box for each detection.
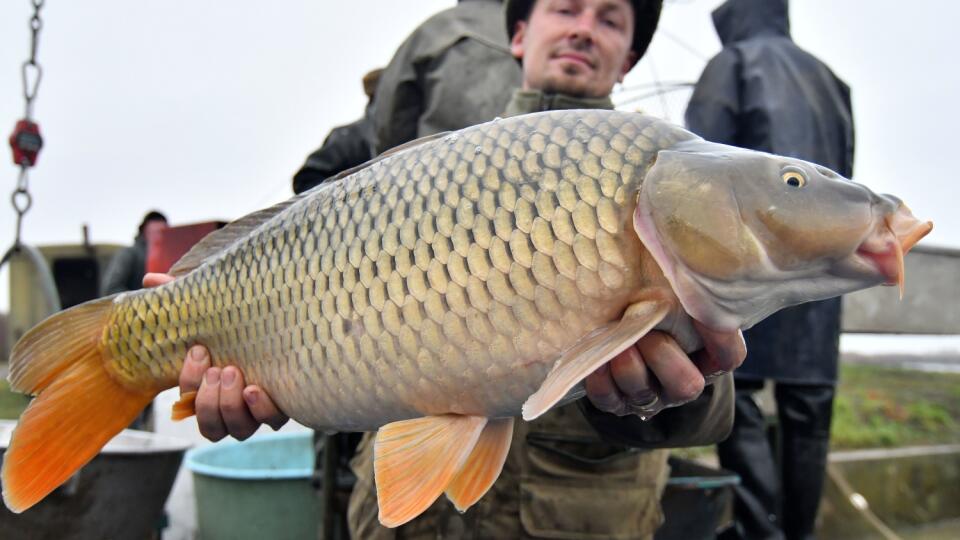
[684,1,854,539]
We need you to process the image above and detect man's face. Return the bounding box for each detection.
[143,220,168,244]
[511,0,637,98]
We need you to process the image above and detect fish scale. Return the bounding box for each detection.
[99,110,676,429]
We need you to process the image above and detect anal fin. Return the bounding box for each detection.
[445,417,514,512]
[171,391,197,420]
[522,299,669,421]
[374,415,487,528]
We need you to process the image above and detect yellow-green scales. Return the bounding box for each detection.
[101,110,693,430]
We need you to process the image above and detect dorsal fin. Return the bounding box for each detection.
[323,130,452,185]
[168,130,452,277]
[167,195,306,277]
[374,130,453,160]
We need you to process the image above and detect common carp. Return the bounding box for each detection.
[2,110,931,526]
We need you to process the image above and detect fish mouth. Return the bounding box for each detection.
[853,203,933,297]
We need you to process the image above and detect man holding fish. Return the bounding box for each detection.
[178,1,743,537]
[2,0,931,538]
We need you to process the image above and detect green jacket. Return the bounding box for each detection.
[372,0,522,155]
[347,89,735,540]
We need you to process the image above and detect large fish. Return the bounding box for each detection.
[2,110,931,526]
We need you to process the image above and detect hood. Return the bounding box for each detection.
[712,0,789,46]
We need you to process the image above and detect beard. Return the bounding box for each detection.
[539,68,592,98]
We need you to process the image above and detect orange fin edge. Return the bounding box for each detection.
[2,350,156,513]
[445,417,514,512]
[171,391,198,420]
[2,295,162,513]
[374,415,487,528]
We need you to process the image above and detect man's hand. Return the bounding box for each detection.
[584,323,745,418]
[179,344,288,441]
[145,273,289,441]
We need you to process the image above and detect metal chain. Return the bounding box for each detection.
[12,169,32,249]
[22,0,44,120]
[11,0,44,248]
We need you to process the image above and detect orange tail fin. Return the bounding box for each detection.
[2,296,157,513]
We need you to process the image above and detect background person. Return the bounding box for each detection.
[684,1,855,538]
[101,210,168,295]
[292,68,384,195]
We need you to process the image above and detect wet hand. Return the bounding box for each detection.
[584,326,745,418]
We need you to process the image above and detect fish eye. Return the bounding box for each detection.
[782,170,806,188]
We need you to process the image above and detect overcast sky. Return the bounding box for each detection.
[1,0,957,352]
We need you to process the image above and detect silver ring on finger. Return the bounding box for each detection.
[626,393,660,416]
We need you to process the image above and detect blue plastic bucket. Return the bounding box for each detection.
[185,431,319,540]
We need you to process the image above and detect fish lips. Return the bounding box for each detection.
[843,200,933,294]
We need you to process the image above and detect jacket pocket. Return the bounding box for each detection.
[518,434,668,539]
[525,431,646,479]
[519,482,663,540]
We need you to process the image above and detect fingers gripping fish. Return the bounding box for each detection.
[1,110,932,526]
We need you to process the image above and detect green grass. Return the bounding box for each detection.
[830,363,960,450]
[673,363,960,461]
[0,378,29,420]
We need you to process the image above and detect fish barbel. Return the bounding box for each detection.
[2,110,932,525]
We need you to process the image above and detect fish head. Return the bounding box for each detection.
[633,139,933,331]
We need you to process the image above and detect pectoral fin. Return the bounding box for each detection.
[374,415,487,528]
[445,417,514,512]
[522,299,670,421]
